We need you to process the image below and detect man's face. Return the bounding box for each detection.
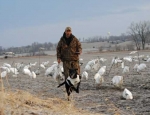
[65,30,72,38]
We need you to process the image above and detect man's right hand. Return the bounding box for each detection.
[57,59,61,63]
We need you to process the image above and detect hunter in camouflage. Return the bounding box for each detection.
[57,27,82,79]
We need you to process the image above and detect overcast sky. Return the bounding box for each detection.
[0,0,150,47]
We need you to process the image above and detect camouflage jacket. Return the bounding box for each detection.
[57,34,82,61]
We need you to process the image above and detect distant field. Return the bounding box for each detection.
[0,41,134,59]
[82,42,109,49]
[82,41,132,49]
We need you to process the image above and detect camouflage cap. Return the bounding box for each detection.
[65,27,72,31]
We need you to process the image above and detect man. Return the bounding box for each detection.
[57,27,82,79]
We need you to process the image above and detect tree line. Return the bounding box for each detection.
[0,42,56,56]
[79,20,150,51]
[0,20,150,56]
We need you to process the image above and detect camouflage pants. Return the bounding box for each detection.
[63,60,80,79]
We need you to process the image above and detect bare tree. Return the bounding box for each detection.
[129,21,150,50]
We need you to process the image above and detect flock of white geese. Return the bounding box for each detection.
[0,51,150,100]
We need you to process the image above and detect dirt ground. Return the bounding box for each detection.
[0,51,150,115]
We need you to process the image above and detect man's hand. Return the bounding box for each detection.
[57,58,61,63]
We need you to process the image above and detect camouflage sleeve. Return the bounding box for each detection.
[57,39,62,59]
[76,38,82,53]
